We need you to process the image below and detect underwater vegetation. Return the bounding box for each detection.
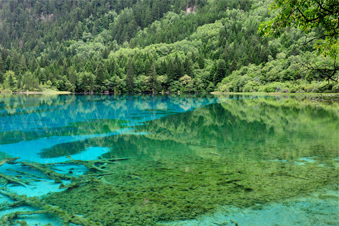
[0,152,337,225]
[43,155,338,226]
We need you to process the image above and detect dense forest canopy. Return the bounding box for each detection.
[259,0,339,83]
[0,0,338,93]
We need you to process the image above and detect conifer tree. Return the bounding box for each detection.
[126,58,134,92]
[107,59,116,77]
[185,57,193,78]
[0,57,4,74]
[149,63,158,93]
[198,53,205,69]
[209,61,217,82]
[68,66,77,91]
[167,58,175,85]
[214,59,226,84]
[229,59,238,73]
[102,48,109,59]
[96,62,105,86]
[57,28,64,42]
[85,61,94,74]
[174,55,184,80]
[0,57,3,84]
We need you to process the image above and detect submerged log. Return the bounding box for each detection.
[6,168,44,179]
[0,189,102,226]
[9,161,73,182]
[0,172,30,187]
[48,157,128,167]
[47,156,128,173]
[0,210,48,226]
[0,156,127,224]
[65,156,109,172]
[4,156,127,183]
[0,157,20,167]
[0,200,25,211]
[59,179,93,190]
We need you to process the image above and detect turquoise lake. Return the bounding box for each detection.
[0,94,338,226]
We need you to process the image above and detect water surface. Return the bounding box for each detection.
[0,94,338,225]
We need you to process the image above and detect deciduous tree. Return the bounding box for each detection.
[259,0,338,82]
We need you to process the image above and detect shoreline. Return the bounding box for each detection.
[1,91,338,96]
[0,90,72,95]
[14,90,72,94]
[211,91,339,96]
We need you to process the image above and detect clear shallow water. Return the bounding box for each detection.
[0,94,338,225]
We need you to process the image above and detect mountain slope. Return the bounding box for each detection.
[0,0,337,93]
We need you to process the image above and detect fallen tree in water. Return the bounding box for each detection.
[0,156,129,225]
[1,157,128,185]
[0,188,102,226]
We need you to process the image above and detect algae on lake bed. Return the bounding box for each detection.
[43,154,338,226]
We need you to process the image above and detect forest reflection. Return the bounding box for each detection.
[39,95,339,166]
[0,94,216,145]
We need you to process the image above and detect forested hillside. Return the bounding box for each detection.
[0,0,338,93]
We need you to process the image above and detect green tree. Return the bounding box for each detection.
[259,0,338,58]
[214,59,226,85]
[85,61,95,74]
[167,58,175,85]
[68,66,77,92]
[126,58,134,92]
[102,48,109,59]
[198,53,205,69]
[208,61,217,83]
[84,3,90,18]
[185,57,193,78]
[57,28,64,42]
[173,55,184,81]
[229,59,238,73]
[96,62,105,87]
[3,71,17,90]
[78,72,95,93]
[0,57,4,84]
[149,63,158,92]
[259,0,338,82]
[35,1,41,14]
